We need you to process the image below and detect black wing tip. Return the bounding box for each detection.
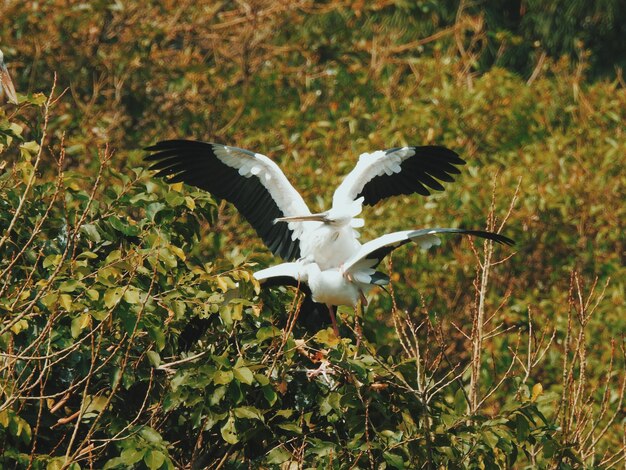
[416,228,516,247]
[467,230,515,246]
[143,139,216,154]
[409,145,466,165]
[496,234,515,246]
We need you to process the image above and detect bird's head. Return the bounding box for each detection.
[326,196,364,227]
[274,197,364,228]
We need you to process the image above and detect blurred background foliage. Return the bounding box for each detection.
[0,0,624,468]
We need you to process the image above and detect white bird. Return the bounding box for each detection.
[145,140,465,269]
[0,49,18,105]
[254,228,514,335]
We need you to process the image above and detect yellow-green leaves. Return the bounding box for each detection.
[123,287,142,305]
[81,394,108,420]
[213,370,233,385]
[71,313,91,338]
[144,450,166,470]
[220,415,238,444]
[233,365,254,385]
[233,406,264,421]
[0,409,32,444]
[58,294,72,311]
[104,288,123,308]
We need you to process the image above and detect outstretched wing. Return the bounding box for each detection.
[145,140,312,261]
[253,262,306,286]
[332,146,465,208]
[344,228,514,273]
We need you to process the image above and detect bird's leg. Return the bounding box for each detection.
[359,290,368,306]
[354,304,362,357]
[327,304,340,337]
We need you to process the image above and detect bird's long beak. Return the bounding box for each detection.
[274,212,329,224]
[0,64,18,105]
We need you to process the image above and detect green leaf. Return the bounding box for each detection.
[277,423,302,434]
[80,223,101,243]
[41,292,59,308]
[233,366,254,385]
[254,374,270,386]
[86,289,100,301]
[262,386,277,406]
[203,410,227,431]
[146,202,167,221]
[384,452,405,469]
[543,438,557,458]
[104,250,122,264]
[27,92,47,105]
[43,254,62,269]
[213,370,233,385]
[147,350,161,367]
[46,458,65,470]
[314,328,340,347]
[77,251,98,260]
[104,288,123,308]
[59,294,73,311]
[120,447,144,465]
[165,192,184,207]
[123,288,141,304]
[109,215,140,236]
[20,140,40,158]
[266,446,292,464]
[233,406,264,421]
[454,387,467,415]
[220,416,239,444]
[82,395,108,418]
[256,326,281,342]
[209,386,227,406]
[91,309,108,321]
[481,430,499,449]
[515,414,530,442]
[71,313,91,338]
[0,410,9,427]
[144,450,166,470]
[158,248,178,268]
[149,326,166,351]
[59,280,84,293]
[140,427,163,444]
[10,319,29,335]
[103,457,124,469]
[211,354,231,368]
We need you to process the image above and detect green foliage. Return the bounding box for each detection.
[1,1,625,468]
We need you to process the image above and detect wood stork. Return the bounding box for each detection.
[0,49,18,105]
[145,140,465,269]
[254,228,513,335]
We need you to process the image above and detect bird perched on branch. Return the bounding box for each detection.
[254,228,513,335]
[0,49,18,105]
[145,140,513,334]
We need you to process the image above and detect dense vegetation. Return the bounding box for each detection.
[1,1,624,468]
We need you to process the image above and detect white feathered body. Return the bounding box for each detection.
[299,223,362,270]
[305,264,372,306]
